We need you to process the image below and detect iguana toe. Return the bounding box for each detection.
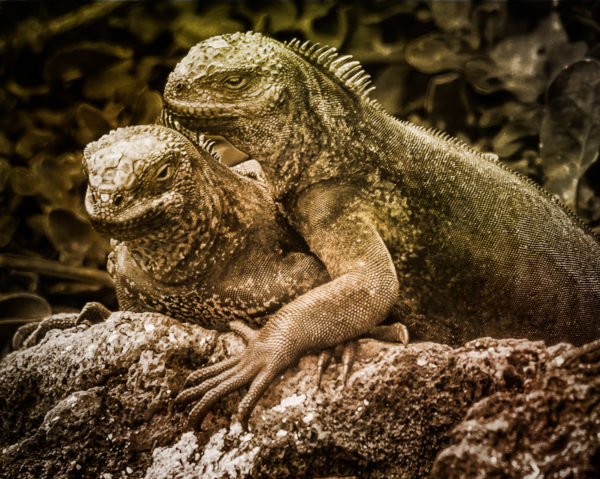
[315,321,409,389]
[368,322,409,344]
[176,364,243,406]
[316,349,333,389]
[341,340,359,386]
[12,322,40,350]
[228,320,259,342]
[235,365,279,429]
[77,301,111,325]
[316,340,358,388]
[184,356,241,386]
[186,363,258,430]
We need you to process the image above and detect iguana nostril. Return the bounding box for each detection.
[113,194,124,206]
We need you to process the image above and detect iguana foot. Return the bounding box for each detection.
[12,302,111,349]
[316,341,358,388]
[176,320,409,429]
[367,322,410,344]
[316,322,409,389]
[175,320,301,430]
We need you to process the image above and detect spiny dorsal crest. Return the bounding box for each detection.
[195,133,221,163]
[285,38,376,100]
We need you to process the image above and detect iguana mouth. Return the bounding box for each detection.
[86,192,178,240]
[162,109,234,136]
[162,101,238,123]
[161,109,249,166]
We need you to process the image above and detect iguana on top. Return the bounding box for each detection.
[161,31,600,427]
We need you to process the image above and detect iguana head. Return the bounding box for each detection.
[83,125,221,242]
[163,31,374,179]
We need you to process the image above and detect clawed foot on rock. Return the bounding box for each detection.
[175,320,409,430]
[12,302,111,350]
[316,322,409,388]
[175,320,289,430]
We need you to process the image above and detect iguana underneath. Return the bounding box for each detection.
[83,125,332,331]
[79,124,406,423]
[161,31,600,427]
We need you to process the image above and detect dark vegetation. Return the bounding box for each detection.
[0,1,599,353]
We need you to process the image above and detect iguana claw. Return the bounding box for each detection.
[316,341,358,389]
[316,322,409,389]
[176,320,282,430]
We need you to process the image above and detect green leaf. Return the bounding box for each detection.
[0,214,18,248]
[488,13,581,103]
[74,103,113,146]
[405,33,470,74]
[44,42,133,84]
[10,166,37,196]
[45,208,95,266]
[0,292,51,320]
[131,89,163,125]
[0,158,11,192]
[540,59,600,211]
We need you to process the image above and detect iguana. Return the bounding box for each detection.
[79,124,406,422]
[82,124,334,331]
[161,31,600,428]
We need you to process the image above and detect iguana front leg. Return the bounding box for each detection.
[176,186,402,428]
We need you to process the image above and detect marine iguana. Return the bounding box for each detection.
[80,124,334,329]
[81,124,406,418]
[161,31,600,428]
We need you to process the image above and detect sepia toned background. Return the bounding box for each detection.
[0,1,599,351]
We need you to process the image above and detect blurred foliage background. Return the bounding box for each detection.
[0,1,599,349]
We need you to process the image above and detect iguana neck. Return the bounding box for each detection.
[124,190,223,284]
[264,101,393,203]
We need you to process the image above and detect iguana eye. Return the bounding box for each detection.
[155,164,172,181]
[223,75,248,90]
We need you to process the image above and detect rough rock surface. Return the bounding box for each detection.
[432,339,600,479]
[0,311,597,479]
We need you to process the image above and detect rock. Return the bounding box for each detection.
[432,339,600,479]
[0,311,595,478]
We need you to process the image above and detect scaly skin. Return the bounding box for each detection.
[161,31,600,429]
[82,124,407,428]
[83,125,333,330]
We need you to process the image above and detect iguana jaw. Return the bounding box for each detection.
[162,99,239,122]
[85,189,183,241]
[161,109,251,167]
[162,83,293,171]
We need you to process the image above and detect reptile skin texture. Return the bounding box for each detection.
[83,125,331,330]
[82,124,407,428]
[159,32,600,428]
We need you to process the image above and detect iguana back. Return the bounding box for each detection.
[351,117,600,345]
